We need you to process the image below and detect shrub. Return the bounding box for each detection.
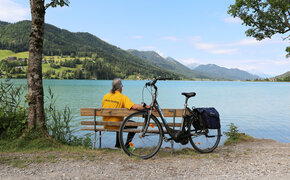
[45,87,92,147]
[0,79,27,139]
[223,123,254,145]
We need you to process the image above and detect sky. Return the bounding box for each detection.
[0,0,289,76]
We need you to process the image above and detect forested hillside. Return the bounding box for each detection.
[0,20,180,80]
[0,21,9,28]
[275,71,290,81]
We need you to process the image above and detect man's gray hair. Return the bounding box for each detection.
[111,78,123,93]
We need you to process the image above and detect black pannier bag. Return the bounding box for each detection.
[194,108,221,129]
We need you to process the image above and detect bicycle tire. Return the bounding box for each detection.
[189,116,221,153]
[119,111,163,159]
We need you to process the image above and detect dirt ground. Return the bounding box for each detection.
[0,139,289,180]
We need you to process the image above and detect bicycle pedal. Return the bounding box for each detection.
[164,137,172,142]
[206,135,216,138]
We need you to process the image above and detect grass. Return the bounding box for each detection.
[223,123,254,145]
[224,133,254,145]
[44,56,91,62]
[0,134,221,168]
[0,50,15,60]
[14,52,29,59]
[0,50,29,60]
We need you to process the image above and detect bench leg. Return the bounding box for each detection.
[171,140,174,154]
[92,130,97,150]
[99,131,102,149]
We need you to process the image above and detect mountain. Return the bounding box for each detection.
[0,20,180,79]
[275,71,290,81]
[127,49,212,79]
[194,64,260,80]
[187,62,200,69]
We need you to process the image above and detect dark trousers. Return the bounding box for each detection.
[115,120,137,148]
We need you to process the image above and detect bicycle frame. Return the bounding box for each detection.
[142,79,189,138]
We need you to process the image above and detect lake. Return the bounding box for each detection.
[8,79,290,148]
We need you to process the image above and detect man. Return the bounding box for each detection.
[102,78,150,149]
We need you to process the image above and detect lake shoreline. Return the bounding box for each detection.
[1,138,289,179]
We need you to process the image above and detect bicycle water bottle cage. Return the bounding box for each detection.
[181,92,196,98]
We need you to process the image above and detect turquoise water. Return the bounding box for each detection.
[8,79,290,148]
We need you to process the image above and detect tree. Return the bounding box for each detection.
[27,0,69,131]
[228,0,290,57]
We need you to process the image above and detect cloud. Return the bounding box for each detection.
[0,0,29,22]
[224,17,242,24]
[162,36,181,42]
[131,35,144,39]
[189,37,238,55]
[188,36,275,55]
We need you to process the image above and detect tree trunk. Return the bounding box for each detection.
[27,0,46,130]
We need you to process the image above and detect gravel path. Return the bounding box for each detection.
[0,139,289,180]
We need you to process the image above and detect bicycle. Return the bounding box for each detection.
[119,77,221,159]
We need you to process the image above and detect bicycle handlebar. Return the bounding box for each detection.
[145,77,171,87]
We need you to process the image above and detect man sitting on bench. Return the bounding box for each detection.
[102,78,150,149]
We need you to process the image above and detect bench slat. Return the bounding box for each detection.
[81,121,181,127]
[80,108,188,117]
[81,127,168,133]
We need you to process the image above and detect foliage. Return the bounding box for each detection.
[223,123,254,145]
[228,0,290,56]
[45,87,92,147]
[0,79,27,139]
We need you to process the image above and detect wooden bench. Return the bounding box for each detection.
[80,108,187,152]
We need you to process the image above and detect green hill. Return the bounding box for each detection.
[127,49,212,79]
[275,71,290,81]
[0,21,180,80]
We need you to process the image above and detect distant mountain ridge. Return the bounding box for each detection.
[127,49,213,79]
[194,64,260,80]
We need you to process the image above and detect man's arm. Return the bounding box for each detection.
[131,104,150,110]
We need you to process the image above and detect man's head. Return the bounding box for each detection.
[111,78,123,93]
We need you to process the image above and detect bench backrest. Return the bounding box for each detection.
[80,108,188,117]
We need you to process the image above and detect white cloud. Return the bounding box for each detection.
[224,17,242,24]
[188,37,277,55]
[189,36,238,54]
[229,38,266,46]
[131,35,144,39]
[0,0,29,22]
[162,36,181,42]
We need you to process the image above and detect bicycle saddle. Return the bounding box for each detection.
[181,92,196,98]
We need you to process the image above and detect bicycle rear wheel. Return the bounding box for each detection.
[189,123,221,153]
[119,111,163,159]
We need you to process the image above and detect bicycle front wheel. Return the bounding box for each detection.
[189,125,221,153]
[119,111,163,159]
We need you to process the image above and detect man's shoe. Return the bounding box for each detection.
[113,146,121,150]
